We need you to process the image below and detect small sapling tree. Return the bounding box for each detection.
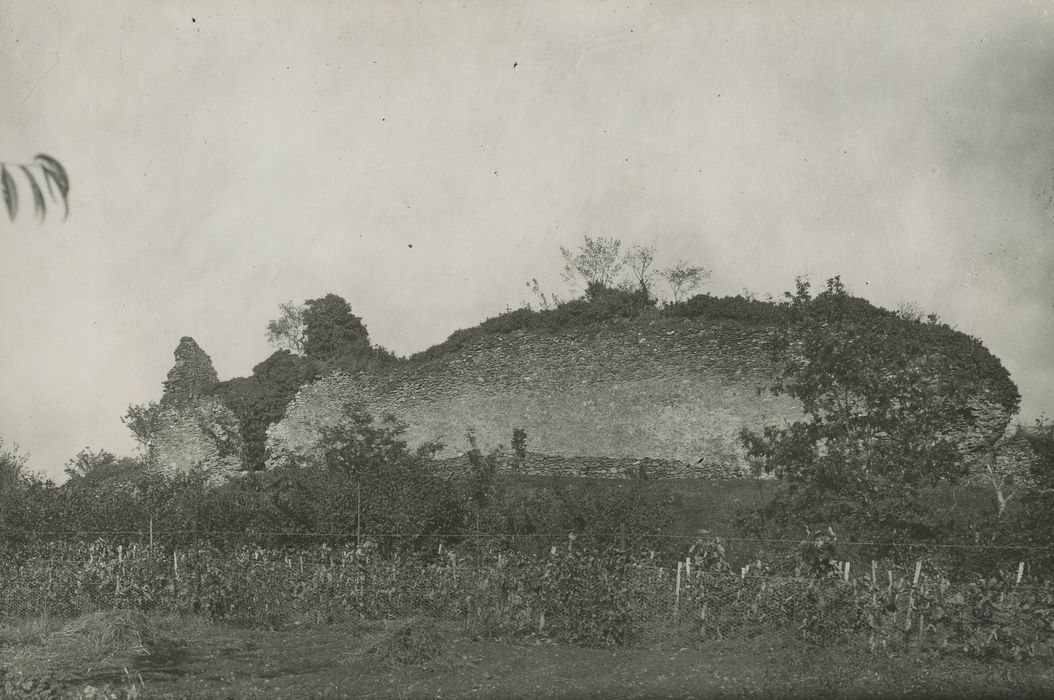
[660,260,711,303]
[561,235,625,294]
[623,243,657,298]
[512,428,527,469]
[122,402,162,464]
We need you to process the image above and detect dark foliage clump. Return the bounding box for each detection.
[664,292,786,326]
[211,350,323,471]
[738,276,1019,546]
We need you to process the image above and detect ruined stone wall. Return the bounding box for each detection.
[161,337,219,406]
[266,318,803,475]
[152,398,244,479]
[435,451,768,480]
[150,337,244,481]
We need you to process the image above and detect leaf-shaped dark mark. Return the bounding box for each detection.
[1,166,17,221]
[34,153,69,219]
[19,165,46,221]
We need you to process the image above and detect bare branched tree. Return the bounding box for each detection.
[623,243,657,296]
[661,260,711,303]
[560,235,624,293]
[0,154,69,222]
[266,301,308,354]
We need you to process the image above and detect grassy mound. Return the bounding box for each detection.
[54,611,168,659]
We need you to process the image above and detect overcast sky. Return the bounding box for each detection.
[2,1,1052,480]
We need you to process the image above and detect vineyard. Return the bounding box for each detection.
[3,536,1053,662]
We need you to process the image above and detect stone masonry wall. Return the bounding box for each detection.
[267,317,803,476]
[152,398,244,480]
[151,337,243,481]
[435,451,768,480]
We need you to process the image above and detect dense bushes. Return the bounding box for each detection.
[211,350,322,470]
[492,478,673,553]
[412,284,660,363]
[3,409,675,559]
[664,293,785,326]
[412,285,778,364]
[738,277,1020,546]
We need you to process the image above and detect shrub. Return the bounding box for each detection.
[665,293,784,325]
[535,548,638,647]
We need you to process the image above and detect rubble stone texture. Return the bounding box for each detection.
[152,337,243,481]
[266,319,808,476]
[161,336,220,406]
[149,317,1023,483]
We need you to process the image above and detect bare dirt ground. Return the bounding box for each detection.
[4,615,1053,699]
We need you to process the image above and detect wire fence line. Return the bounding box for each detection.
[4,528,1052,549]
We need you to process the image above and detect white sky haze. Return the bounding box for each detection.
[2,1,1052,480]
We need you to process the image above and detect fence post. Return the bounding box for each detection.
[174,550,179,580]
[149,518,153,548]
[1016,561,1025,586]
[871,560,876,586]
[913,561,921,586]
[843,561,850,582]
[675,562,682,613]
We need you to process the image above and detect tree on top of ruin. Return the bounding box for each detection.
[303,293,371,360]
[560,235,625,293]
[623,243,657,297]
[660,260,711,303]
[266,301,307,355]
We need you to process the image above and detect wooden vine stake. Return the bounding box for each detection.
[843,561,850,582]
[913,561,922,586]
[675,562,682,612]
[1017,561,1025,585]
[871,560,877,586]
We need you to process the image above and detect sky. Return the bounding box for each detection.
[1,1,1052,481]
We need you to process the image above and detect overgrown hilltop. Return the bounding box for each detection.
[115,235,1024,543]
[123,267,1020,498]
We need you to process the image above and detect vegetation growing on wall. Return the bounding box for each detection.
[211,351,322,471]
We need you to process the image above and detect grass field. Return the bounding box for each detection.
[2,612,1052,699]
